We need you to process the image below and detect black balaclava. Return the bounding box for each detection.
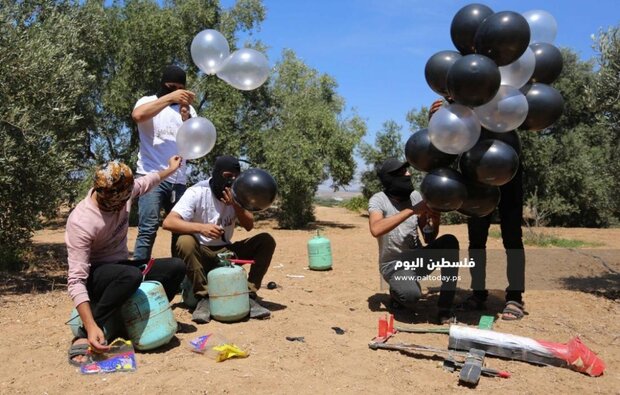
[209,155,241,200]
[378,159,413,201]
[156,65,186,98]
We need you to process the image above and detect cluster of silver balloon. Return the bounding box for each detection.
[408,4,564,217]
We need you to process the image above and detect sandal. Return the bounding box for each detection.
[67,339,92,367]
[456,293,487,312]
[501,301,526,321]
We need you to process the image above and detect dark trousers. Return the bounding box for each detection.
[388,234,460,309]
[467,165,525,303]
[77,258,185,339]
[176,233,276,299]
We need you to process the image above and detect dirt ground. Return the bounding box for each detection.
[1,206,619,394]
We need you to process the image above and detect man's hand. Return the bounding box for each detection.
[168,155,182,171]
[220,187,236,206]
[429,99,444,119]
[87,325,110,353]
[199,223,225,239]
[167,89,196,106]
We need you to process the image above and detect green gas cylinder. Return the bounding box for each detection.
[307,230,332,270]
[208,253,250,322]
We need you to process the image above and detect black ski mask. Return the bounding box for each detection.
[209,155,241,200]
[378,158,414,201]
[156,65,186,98]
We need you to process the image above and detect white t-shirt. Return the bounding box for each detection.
[171,179,236,247]
[134,95,197,184]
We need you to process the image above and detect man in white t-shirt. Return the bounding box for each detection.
[368,158,460,324]
[132,65,197,261]
[163,156,276,324]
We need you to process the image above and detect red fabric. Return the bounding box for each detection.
[538,337,606,376]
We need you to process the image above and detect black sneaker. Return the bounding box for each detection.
[192,298,211,324]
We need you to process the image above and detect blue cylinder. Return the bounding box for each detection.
[208,265,250,322]
[121,281,176,351]
[67,309,123,339]
[308,231,332,270]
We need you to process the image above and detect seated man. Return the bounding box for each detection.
[163,155,276,324]
[368,158,459,324]
[66,156,186,366]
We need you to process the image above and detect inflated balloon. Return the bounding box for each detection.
[459,139,519,186]
[420,168,467,212]
[480,128,522,157]
[529,43,563,84]
[190,29,230,75]
[499,47,536,88]
[428,104,481,155]
[520,83,564,131]
[522,10,558,44]
[450,3,494,55]
[232,169,278,212]
[405,128,457,172]
[425,51,462,97]
[474,85,529,133]
[217,48,270,91]
[474,11,531,66]
[446,54,501,107]
[176,117,217,160]
[458,182,501,217]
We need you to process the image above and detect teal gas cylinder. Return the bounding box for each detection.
[208,261,250,322]
[67,309,123,339]
[307,230,333,270]
[120,281,177,351]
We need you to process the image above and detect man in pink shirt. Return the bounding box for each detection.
[66,156,185,365]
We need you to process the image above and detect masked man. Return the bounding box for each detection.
[163,156,276,324]
[66,157,185,365]
[368,158,460,323]
[132,65,197,261]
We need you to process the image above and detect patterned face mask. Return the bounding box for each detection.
[93,161,134,212]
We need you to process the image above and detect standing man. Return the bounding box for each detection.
[163,156,276,324]
[132,65,197,260]
[368,158,460,324]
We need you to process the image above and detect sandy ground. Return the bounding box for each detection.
[1,206,619,394]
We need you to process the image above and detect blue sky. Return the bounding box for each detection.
[222,0,619,188]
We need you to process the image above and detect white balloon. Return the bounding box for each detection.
[176,117,217,160]
[217,48,270,91]
[428,104,481,155]
[499,47,536,88]
[191,29,230,75]
[522,10,558,44]
[474,85,529,133]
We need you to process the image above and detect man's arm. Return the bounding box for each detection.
[221,188,253,231]
[132,89,196,123]
[163,212,225,239]
[369,200,430,238]
[157,155,183,180]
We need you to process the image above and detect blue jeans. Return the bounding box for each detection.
[134,177,187,260]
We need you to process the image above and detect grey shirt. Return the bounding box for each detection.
[368,191,423,277]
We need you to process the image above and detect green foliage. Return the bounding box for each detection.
[340,195,368,212]
[259,50,365,228]
[489,228,603,248]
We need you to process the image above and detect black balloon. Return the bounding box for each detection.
[405,128,457,172]
[459,139,519,186]
[479,128,522,157]
[450,3,494,55]
[232,168,278,212]
[474,11,531,66]
[529,43,563,84]
[425,50,462,97]
[458,182,501,217]
[420,168,467,212]
[447,54,500,106]
[520,83,564,131]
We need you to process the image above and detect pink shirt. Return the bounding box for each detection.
[65,173,160,307]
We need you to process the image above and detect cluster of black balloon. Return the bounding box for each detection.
[408,4,564,216]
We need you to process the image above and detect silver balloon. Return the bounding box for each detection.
[522,10,558,44]
[217,48,270,91]
[191,29,230,75]
[428,104,481,155]
[474,85,529,133]
[176,117,217,160]
[499,47,536,88]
